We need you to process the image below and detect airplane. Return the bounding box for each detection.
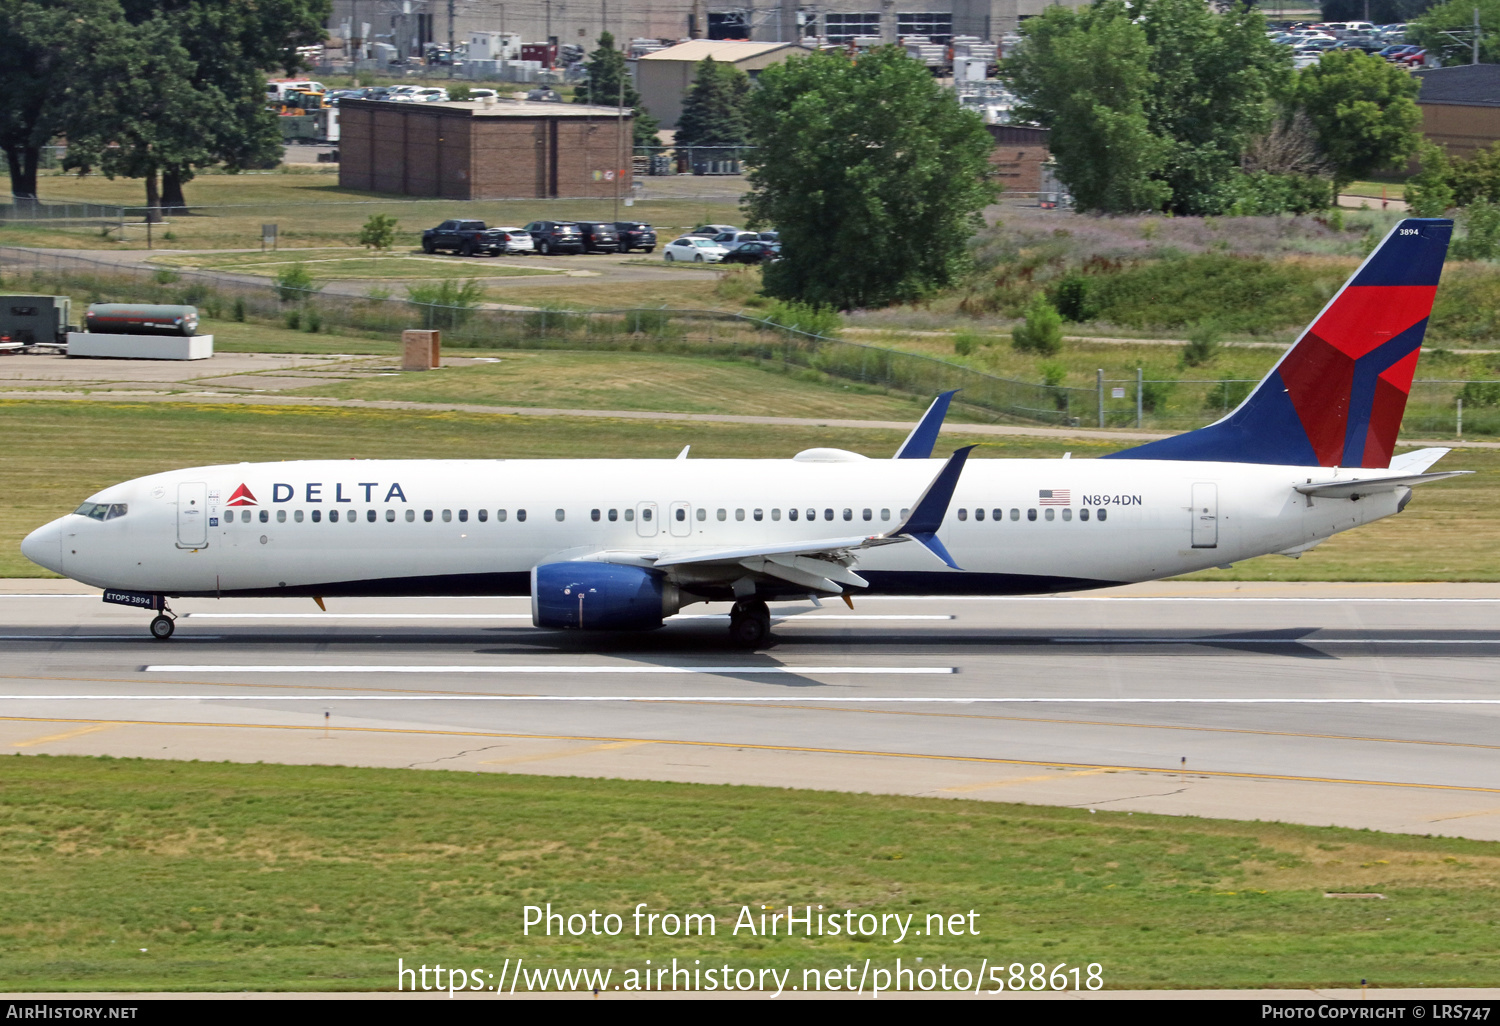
[20,217,1467,648]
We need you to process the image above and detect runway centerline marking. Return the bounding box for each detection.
[3,714,1497,796]
[138,665,956,675]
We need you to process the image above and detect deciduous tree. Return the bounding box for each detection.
[1293,50,1421,191]
[744,47,996,310]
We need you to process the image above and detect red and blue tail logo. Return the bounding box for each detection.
[1106,218,1453,468]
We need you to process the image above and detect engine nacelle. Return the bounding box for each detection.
[531,562,680,631]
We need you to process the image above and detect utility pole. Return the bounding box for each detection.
[614,65,624,223]
[602,0,608,42]
[1476,6,1481,65]
[546,0,552,43]
[448,0,455,56]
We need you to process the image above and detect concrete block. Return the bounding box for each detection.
[402,329,440,370]
[66,332,213,361]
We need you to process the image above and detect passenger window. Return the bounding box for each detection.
[477,509,487,522]
[862,508,872,521]
[736,509,745,521]
[459,509,468,522]
[641,508,650,522]
[424,510,433,522]
[806,509,815,521]
[1098,508,1108,522]
[348,513,356,526]
[754,509,763,521]
[1062,509,1072,521]
[993,509,1002,521]
[842,508,852,521]
[608,509,618,521]
[388,509,397,522]
[675,508,686,522]
[788,508,798,521]
[442,510,452,522]
[555,509,565,521]
[624,509,633,521]
[406,509,416,522]
[823,509,833,521]
[1027,509,1036,521]
[277,510,287,523]
[1011,509,1020,521]
[259,510,269,523]
[881,509,890,521]
[517,509,527,522]
[975,508,985,521]
[295,510,304,523]
[312,509,322,523]
[696,508,706,521]
[330,510,340,523]
[901,509,910,519]
[771,509,781,521]
[367,509,377,522]
[1044,508,1055,521]
[497,509,508,522]
[717,508,726,521]
[957,508,968,521]
[1080,508,1090,521]
[592,509,600,522]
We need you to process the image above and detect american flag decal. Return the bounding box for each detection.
[1038,489,1071,505]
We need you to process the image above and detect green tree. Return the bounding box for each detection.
[1405,142,1456,215]
[1409,0,1500,65]
[358,213,399,251]
[573,32,659,147]
[1002,2,1171,213]
[1293,50,1421,191]
[1137,0,1291,215]
[743,47,997,310]
[1448,142,1500,206]
[0,0,124,200]
[1011,293,1064,356]
[675,57,751,149]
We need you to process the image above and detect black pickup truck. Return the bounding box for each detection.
[421,219,511,256]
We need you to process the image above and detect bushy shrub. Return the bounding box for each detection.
[152,269,180,285]
[1225,172,1332,216]
[406,278,484,328]
[274,262,319,302]
[1049,274,1095,322]
[1011,293,1063,356]
[626,309,671,335]
[284,308,301,330]
[952,329,994,356]
[232,298,246,322]
[1204,379,1253,411]
[304,307,322,333]
[762,300,840,337]
[447,83,472,102]
[1140,374,1176,413]
[358,213,399,252]
[1459,380,1500,407]
[1451,200,1500,262]
[1180,319,1222,367]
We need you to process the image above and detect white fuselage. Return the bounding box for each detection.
[23,456,1403,599]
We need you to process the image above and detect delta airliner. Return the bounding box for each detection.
[21,218,1466,647]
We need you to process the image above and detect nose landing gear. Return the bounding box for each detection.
[149,604,177,640]
[728,598,771,649]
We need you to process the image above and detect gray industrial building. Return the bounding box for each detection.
[322,0,1089,55]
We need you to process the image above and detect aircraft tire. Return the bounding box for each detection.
[149,615,175,640]
[728,599,771,648]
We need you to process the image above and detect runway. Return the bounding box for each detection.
[5,580,1500,840]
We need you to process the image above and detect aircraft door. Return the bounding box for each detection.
[669,501,692,537]
[635,501,658,537]
[177,481,208,547]
[1191,482,1218,549]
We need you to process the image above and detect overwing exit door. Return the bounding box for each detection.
[1191,482,1218,549]
[635,502,658,537]
[669,501,692,537]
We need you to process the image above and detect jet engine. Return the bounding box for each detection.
[531,562,681,630]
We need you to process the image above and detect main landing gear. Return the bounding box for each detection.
[149,602,177,640]
[728,598,771,649]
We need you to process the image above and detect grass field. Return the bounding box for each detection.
[2,755,1497,991]
[0,173,742,253]
[152,249,560,281]
[1,400,1494,581]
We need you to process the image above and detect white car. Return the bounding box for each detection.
[664,237,729,263]
[412,87,449,102]
[494,228,535,254]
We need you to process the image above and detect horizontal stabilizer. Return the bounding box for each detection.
[1295,470,1470,498]
[1388,447,1452,475]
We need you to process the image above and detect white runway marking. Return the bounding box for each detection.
[11,696,1500,704]
[183,613,954,622]
[140,665,957,675]
[861,596,1500,603]
[1048,637,1500,645]
[0,635,224,641]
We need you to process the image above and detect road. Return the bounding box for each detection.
[4,580,1500,840]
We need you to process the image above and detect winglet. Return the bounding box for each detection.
[893,391,959,459]
[887,445,975,568]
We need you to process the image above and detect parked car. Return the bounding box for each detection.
[575,222,621,252]
[421,220,512,256]
[524,220,584,254]
[756,230,779,242]
[492,227,534,254]
[721,241,781,265]
[711,231,761,247]
[664,237,729,263]
[410,87,449,102]
[613,221,657,253]
[686,224,740,237]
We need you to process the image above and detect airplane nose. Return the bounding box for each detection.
[21,519,64,574]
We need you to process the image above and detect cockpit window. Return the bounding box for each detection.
[72,502,127,521]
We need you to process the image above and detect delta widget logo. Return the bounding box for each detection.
[225,484,258,507]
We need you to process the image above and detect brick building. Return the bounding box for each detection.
[338,99,634,199]
[987,124,1049,193]
[1413,64,1500,161]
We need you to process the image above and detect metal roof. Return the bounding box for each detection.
[1414,64,1500,108]
[340,98,628,116]
[636,39,809,63]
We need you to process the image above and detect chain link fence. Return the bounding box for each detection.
[1,245,1493,438]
